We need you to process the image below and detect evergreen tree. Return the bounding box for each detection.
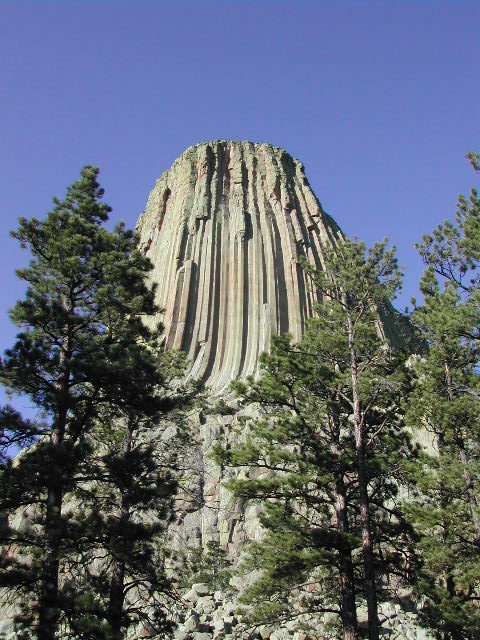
[218,331,360,640]
[217,239,416,640]
[180,540,233,594]
[60,348,197,640]
[0,167,183,639]
[406,153,480,639]
[0,406,39,467]
[304,239,409,640]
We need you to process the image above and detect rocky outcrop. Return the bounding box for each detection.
[173,583,431,640]
[137,141,413,559]
[137,140,347,562]
[136,141,343,393]
[165,399,264,558]
[137,142,425,638]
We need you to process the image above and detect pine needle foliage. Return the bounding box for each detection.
[59,347,198,640]
[216,238,416,640]
[0,167,192,639]
[406,153,480,639]
[179,540,233,594]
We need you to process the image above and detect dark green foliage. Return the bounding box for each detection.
[220,332,356,632]
[180,540,233,594]
[406,153,480,639]
[59,349,198,640]
[0,167,191,639]
[0,406,41,467]
[216,239,417,640]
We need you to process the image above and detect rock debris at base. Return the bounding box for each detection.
[173,583,432,640]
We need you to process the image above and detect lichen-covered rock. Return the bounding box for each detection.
[184,583,212,602]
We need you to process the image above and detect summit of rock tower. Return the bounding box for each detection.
[136,140,344,393]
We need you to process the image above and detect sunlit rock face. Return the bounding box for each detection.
[136,141,343,393]
[135,144,423,638]
[135,141,412,564]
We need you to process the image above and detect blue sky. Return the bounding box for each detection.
[1,1,479,412]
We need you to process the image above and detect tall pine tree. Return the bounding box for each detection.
[217,239,416,640]
[406,153,480,639]
[0,167,184,639]
[304,239,411,640]
[62,348,198,640]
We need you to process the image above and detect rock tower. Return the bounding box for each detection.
[135,140,392,554]
[136,141,343,394]
[135,142,422,638]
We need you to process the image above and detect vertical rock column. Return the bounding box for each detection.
[136,140,343,394]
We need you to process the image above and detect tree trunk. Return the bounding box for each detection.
[434,432,458,640]
[334,471,357,640]
[108,557,126,637]
[107,422,133,637]
[347,312,379,640]
[38,319,72,639]
[37,418,66,640]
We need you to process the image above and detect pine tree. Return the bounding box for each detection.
[304,239,411,640]
[406,153,480,639]
[218,331,360,640]
[217,239,416,640]
[63,349,198,640]
[180,540,233,594]
[0,167,183,639]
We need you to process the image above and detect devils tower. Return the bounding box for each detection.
[132,141,426,640]
[135,141,351,604]
[136,141,344,393]
[134,142,408,562]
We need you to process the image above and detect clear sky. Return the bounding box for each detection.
[1,1,479,407]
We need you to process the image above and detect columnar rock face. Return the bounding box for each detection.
[135,142,353,637]
[136,141,343,393]
[136,143,423,639]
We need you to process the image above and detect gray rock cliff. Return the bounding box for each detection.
[133,142,428,639]
[136,141,343,394]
